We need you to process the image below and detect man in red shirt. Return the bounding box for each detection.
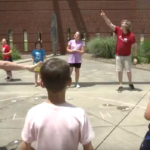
[1,38,13,81]
[101,10,137,92]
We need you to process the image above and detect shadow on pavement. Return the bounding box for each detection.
[0,147,7,150]
[0,82,147,91]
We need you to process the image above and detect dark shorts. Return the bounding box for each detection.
[140,126,150,150]
[69,63,81,68]
[3,57,13,62]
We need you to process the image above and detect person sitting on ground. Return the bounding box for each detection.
[21,58,94,150]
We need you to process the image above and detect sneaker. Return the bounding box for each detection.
[7,77,13,82]
[4,76,9,80]
[35,83,38,87]
[129,84,135,90]
[117,86,123,93]
[75,84,80,88]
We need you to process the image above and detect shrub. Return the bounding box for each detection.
[0,45,21,60]
[135,40,150,64]
[85,37,116,58]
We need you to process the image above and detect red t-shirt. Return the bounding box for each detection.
[1,44,12,59]
[114,26,136,56]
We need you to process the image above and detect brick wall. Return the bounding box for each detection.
[0,0,148,54]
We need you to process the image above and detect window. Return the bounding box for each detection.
[38,31,42,43]
[23,30,28,51]
[8,29,13,48]
[67,28,71,41]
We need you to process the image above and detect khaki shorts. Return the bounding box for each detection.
[116,55,131,72]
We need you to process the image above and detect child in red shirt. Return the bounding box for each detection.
[1,38,13,81]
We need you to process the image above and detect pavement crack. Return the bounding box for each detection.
[95,90,149,150]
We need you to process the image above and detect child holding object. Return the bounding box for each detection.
[31,41,46,87]
[21,58,94,150]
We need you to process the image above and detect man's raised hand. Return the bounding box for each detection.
[100,10,105,16]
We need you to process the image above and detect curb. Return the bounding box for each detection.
[15,54,55,64]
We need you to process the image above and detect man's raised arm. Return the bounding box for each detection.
[100,10,116,31]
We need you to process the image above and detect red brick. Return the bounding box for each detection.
[0,0,148,54]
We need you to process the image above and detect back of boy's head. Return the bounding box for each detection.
[40,58,70,93]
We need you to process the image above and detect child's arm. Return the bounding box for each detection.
[21,111,35,150]
[145,100,150,120]
[31,51,34,65]
[31,56,34,65]
[3,49,12,55]
[79,110,95,150]
[83,142,94,150]
[43,50,46,62]
[66,45,76,54]
[20,141,35,150]
[76,46,84,55]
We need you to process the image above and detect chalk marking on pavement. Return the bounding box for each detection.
[0,96,29,102]
[100,112,111,118]
[79,95,146,110]
[100,112,104,118]
[107,112,111,118]
[13,118,25,120]
[13,113,16,120]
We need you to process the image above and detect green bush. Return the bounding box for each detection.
[85,37,116,58]
[0,45,21,60]
[135,40,150,64]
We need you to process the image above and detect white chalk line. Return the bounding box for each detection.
[12,113,25,120]
[79,95,146,110]
[0,92,39,94]
[0,96,29,102]
[13,118,25,120]
[100,112,111,118]
[100,112,104,118]
[13,113,16,120]
[107,112,111,118]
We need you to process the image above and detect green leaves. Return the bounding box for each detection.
[86,37,150,64]
[85,37,116,58]
[135,40,150,64]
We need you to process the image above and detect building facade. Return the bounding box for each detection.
[0,0,149,54]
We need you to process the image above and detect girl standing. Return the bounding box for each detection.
[31,41,46,87]
[66,31,84,88]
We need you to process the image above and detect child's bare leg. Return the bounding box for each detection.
[35,72,38,86]
[8,71,12,79]
[6,71,9,79]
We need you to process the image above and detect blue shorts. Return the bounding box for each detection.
[3,57,13,62]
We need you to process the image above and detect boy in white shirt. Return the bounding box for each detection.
[21,58,94,150]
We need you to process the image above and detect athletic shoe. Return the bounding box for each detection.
[76,84,80,88]
[117,86,123,93]
[4,76,9,80]
[129,84,135,90]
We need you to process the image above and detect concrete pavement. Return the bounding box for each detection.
[0,55,150,150]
